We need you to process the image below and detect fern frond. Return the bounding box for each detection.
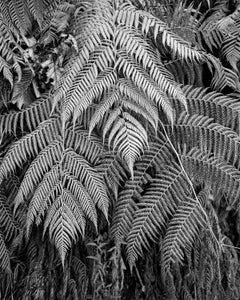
[118,79,159,125]
[7,0,32,34]
[164,60,204,86]
[126,162,190,267]
[221,22,240,71]
[104,111,148,176]
[115,2,204,62]
[0,57,13,87]
[0,233,10,273]
[71,256,87,284]
[181,148,240,207]
[11,67,33,108]
[64,149,109,218]
[174,85,240,132]
[0,191,20,242]
[14,140,63,208]
[161,196,206,280]
[211,65,240,91]
[111,133,172,242]
[74,0,112,48]
[24,163,60,227]
[43,188,86,266]
[116,50,175,123]
[89,90,121,136]
[61,44,115,123]
[0,95,52,134]
[95,152,128,200]
[115,25,185,106]
[62,172,98,229]
[0,117,60,184]
[168,112,240,168]
[72,68,117,123]
[65,125,104,163]
[197,1,227,51]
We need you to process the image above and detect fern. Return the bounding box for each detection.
[52,0,205,174]
[173,85,240,132]
[126,162,189,267]
[181,148,240,207]
[0,95,51,134]
[161,196,206,280]
[2,0,240,298]
[111,133,172,242]
[221,20,240,71]
[0,233,10,273]
[167,112,240,168]
[0,109,110,263]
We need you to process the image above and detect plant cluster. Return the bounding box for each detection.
[1,0,240,299]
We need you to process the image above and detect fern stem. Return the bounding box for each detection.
[159,120,221,250]
[134,266,145,293]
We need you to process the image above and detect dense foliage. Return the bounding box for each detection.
[1,0,240,299]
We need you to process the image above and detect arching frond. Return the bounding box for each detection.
[95,151,128,200]
[14,140,63,208]
[115,2,204,62]
[181,148,240,207]
[0,116,60,184]
[167,112,240,168]
[0,95,52,134]
[211,65,240,91]
[126,163,189,267]
[174,85,240,132]
[43,189,86,265]
[164,60,204,87]
[65,125,104,164]
[2,111,110,264]
[0,233,10,273]
[0,191,20,242]
[221,23,240,71]
[103,111,148,176]
[111,133,172,242]
[161,196,206,281]
[64,149,109,218]
[52,0,203,170]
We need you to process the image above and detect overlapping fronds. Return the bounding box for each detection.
[161,196,206,280]
[0,0,57,33]
[211,64,240,91]
[0,190,20,242]
[111,133,172,243]
[112,77,240,270]
[196,0,228,51]
[181,148,240,207]
[0,106,110,264]
[0,19,22,85]
[40,1,74,46]
[126,162,189,267]
[0,94,51,134]
[167,112,240,168]
[173,85,240,132]
[52,0,205,174]
[115,2,204,62]
[164,60,204,87]
[95,151,128,200]
[221,22,240,71]
[2,0,240,297]
[0,233,10,273]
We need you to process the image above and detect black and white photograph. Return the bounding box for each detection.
[1,0,240,299]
